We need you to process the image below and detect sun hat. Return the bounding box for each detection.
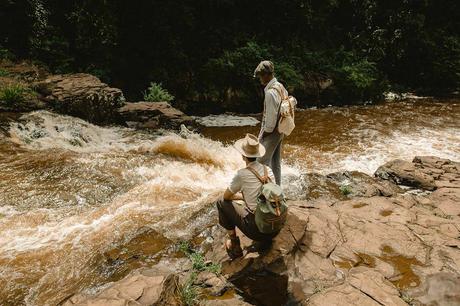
[234,133,266,158]
[253,60,274,78]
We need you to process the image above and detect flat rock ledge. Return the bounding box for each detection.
[205,156,460,305]
[65,156,460,305]
[117,101,194,130]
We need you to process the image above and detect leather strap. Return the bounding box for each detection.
[270,84,286,129]
[246,165,270,184]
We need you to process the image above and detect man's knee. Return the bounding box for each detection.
[215,198,231,211]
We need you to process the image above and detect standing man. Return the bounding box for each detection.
[254,60,287,185]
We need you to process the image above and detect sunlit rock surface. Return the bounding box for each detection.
[64,156,459,305]
[204,156,459,305]
[117,101,193,129]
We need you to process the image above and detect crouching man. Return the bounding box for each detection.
[215,133,283,260]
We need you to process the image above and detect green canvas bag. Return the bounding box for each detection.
[246,166,288,234]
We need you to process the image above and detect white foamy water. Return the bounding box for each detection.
[0,100,459,305]
[0,110,303,305]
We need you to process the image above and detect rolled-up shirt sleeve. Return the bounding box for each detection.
[228,173,242,194]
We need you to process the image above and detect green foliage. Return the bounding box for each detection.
[331,52,384,102]
[0,47,14,60]
[1,0,459,107]
[175,241,221,305]
[201,42,271,110]
[177,272,200,306]
[339,185,352,196]
[143,82,174,102]
[178,241,221,275]
[0,69,9,77]
[275,61,304,92]
[0,83,29,106]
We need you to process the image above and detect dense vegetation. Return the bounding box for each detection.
[1,0,459,113]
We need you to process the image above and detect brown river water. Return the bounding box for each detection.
[0,99,459,305]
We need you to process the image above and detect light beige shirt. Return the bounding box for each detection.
[228,161,275,212]
[259,78,288,139]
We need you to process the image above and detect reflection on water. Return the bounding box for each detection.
[0,99,459,305]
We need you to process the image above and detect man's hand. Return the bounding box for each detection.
[231,193,244,201]
[223,188,244,201]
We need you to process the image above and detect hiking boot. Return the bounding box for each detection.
[225,236,243,260]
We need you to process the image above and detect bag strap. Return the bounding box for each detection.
[270,83,285,129]
[273,83,295,119]
[246,165,270,184]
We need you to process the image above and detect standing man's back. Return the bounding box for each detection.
[254,60,288,185]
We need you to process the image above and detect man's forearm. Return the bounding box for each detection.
[231,193,244,201]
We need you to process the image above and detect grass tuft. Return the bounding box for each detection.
[143,82,174,102]
[0,83,29,106]
[177,272,200,306]
[178,240,221,275]
[339,185,352,196]
[0,69,9,77]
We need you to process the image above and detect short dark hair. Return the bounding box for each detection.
[245,157,257,162]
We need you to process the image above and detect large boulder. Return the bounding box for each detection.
[117,101,193,129]
[35,73,125,124]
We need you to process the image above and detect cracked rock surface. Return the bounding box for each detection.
[206,156,460,305]
[63,156,459,305]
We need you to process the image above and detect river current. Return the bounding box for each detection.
[0,99,459,305]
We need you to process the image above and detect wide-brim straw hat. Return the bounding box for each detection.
[234,133,266,158]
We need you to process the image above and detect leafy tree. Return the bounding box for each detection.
[1,0,458,111]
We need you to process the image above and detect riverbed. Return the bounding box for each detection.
[0,99,459,305]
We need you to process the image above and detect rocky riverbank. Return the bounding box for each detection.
[62,156,460,306]
[0,59,193,129]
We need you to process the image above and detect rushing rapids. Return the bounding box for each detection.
[0,99,459,305]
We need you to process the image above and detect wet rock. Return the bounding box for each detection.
[410,272,460,306]
[375,156,460,191]
[35,73,125,124]
[117,101,193,129]
[327,171,402,198]
[63,268,179,306]
[303,171,402,203]
[375,159,436,190]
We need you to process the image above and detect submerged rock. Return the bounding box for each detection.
[34,73,125,124]
[117,101,193,130]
